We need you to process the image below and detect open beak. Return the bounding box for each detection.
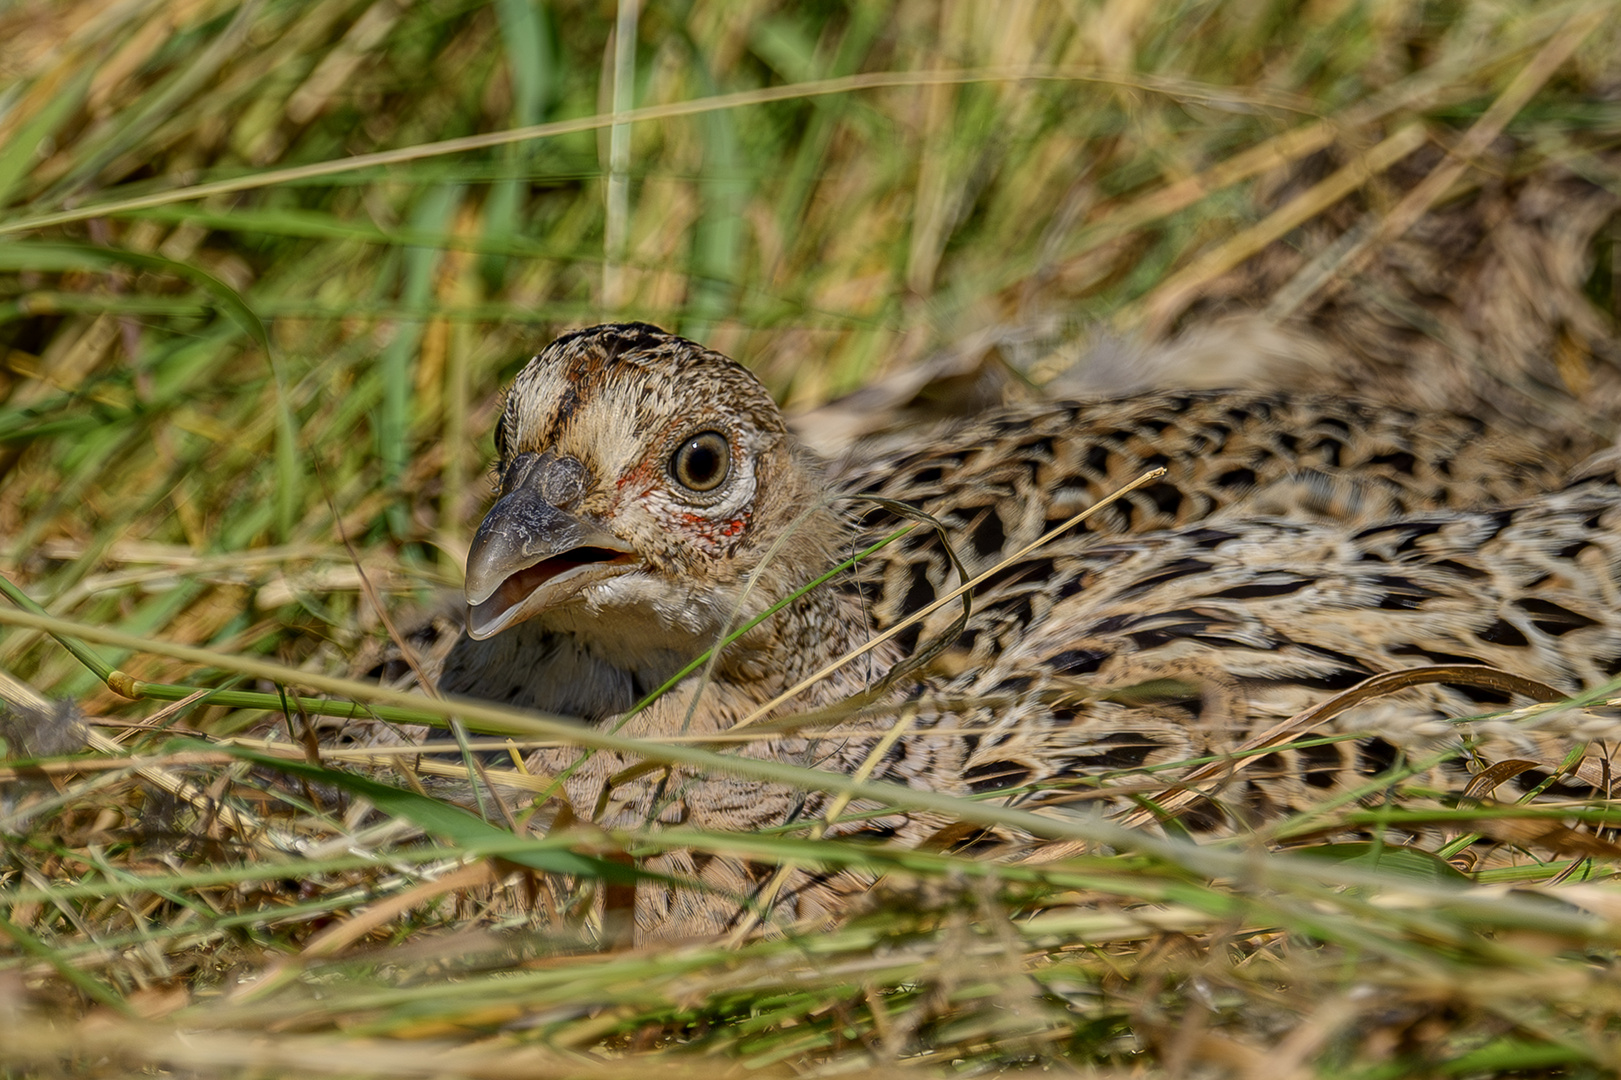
[463,454,637,640]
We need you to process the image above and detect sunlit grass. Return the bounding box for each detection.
[3,0,1621,1075]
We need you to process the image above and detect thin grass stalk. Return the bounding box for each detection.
[602,0,639,311]
[0,65,1319,237]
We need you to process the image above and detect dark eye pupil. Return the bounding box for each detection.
[685,444,717,481]
[673,432,729,492]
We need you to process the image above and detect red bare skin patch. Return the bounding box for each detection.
[616,445,751,555]
[664,509,751,551]
[617,460,654,491]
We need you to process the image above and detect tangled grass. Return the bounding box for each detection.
[3,0,1621,1074]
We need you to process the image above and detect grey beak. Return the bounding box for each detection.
[463,452,635,638]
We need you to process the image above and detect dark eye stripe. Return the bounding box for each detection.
[672,431,730,492]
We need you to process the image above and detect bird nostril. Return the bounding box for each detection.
[499,452,540,497]
[539,456,587,506]
[498,452,587,507]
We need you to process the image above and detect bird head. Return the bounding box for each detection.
[463,324,834,652]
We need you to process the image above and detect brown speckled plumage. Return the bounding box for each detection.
[376,323,1617,940]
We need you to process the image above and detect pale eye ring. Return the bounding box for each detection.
[671,431,731,492]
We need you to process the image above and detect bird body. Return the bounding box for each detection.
[384,323,1617,939]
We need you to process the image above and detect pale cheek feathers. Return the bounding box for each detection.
[631,470,760,563]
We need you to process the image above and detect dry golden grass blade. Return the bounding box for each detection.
[1128,124,1429,337]
[723,703,925,946]
[0,666,73,730]
[0,748,235,781]
[297,860,501,960]
[1463,759,1553,800]
[1288,5,1609,314]
[1,667,274,843]
[220,735,558,794]
[0,1019,765,1079]
[80,728,285,848]
[0,65,1282,238]
[1454,815,1621,859]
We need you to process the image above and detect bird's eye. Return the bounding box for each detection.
[671,431,730,493]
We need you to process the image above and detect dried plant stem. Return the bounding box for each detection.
[1131,124,1427,335]
[1281,5,1608,314]
[0,66,1308,237]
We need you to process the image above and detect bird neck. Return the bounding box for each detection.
[727,566,899,706]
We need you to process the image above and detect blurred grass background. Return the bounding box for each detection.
[3,0,1621,1075]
